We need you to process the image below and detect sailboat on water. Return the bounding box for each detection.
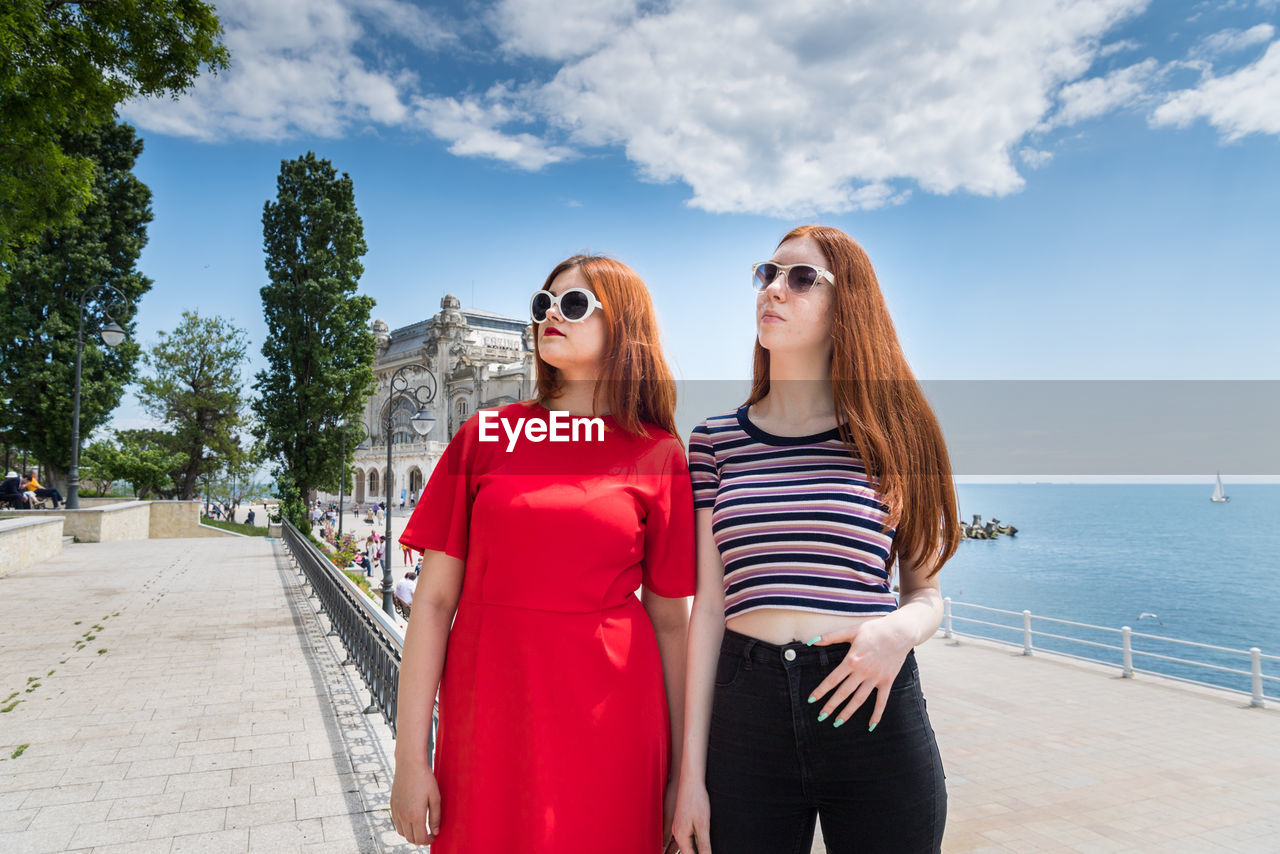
[1211,472,1230,503]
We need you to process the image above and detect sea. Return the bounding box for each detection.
[939,484,1280,698]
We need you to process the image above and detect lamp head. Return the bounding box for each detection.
[100,320,127,348]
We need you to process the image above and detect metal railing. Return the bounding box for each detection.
[941,598,1279,708]
[281,519,438,755]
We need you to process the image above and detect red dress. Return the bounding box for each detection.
[398,401,696,853]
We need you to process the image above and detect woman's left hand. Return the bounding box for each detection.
[662,777,679,850]
[807,616,913,731]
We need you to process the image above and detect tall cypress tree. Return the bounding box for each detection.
[0,120,152,485]
[252,152,377,529]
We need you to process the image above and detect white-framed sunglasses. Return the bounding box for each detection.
[530,287,603,323]
[751,261,835,294]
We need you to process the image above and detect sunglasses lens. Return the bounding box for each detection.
[753,263,779,290]
[787,265,820,293]
[560,289,591,320]
[531,291,551,322]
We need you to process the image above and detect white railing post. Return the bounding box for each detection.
[943,597,953,639]
[1022,610,1033,655]
[1121,626,1133,677]
[1251,648,1265,708]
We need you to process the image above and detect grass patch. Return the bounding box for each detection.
[203,518,267,537]
[97,649,107,655]
[10,744,28,759]
[1,700,19,713]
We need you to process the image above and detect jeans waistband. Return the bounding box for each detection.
[720,626,917,672]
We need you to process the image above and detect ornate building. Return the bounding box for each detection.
[332,294,535,508]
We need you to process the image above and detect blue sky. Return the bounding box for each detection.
[110,0,1280,480]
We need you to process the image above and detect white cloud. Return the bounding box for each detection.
[1194,23,1275,59]
[1020,148,1055,167]
[121,0,445,140]
[1099,39,1141,56]
[1152,39,1280,140]
[1048,58,1163,126]
[518,0,1152,215]
[411,87,575,170]
[489,0,641,60]
[121,0,1280,216]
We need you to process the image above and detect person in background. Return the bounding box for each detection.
[401,538,412,566]
[23,471,64,508]
[394,568,417,619]
[247,507,256,526]
[1,471,26,508]
[364,533,378,578]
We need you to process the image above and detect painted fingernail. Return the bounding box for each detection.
[833,718,845,728]
[807,695,817,704]
[806,636,821,646]
[817,712,828,722]
[868,722,878,733]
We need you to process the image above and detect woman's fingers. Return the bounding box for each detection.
[695,821,712,854]
[817,673,860,723]
[427,787,442,837]
[833,680,877,726]
[807,658,854,705]
[867,684,891,732]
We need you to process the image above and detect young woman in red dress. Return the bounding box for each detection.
[390,255,696,852]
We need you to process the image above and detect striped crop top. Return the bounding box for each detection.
[688,407,898,619]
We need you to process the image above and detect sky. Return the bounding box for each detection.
[106,0,1280,482]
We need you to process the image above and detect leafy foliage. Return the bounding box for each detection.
[0,0,229,277]
[83,429,186,499]
[0,121,152,481]
[252,152,377,529]
[137,310,249,499]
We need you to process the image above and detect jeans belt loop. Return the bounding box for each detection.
[742,639,756,670]
[818,647,830,668]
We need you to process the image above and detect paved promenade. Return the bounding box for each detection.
[1,535,1277,852]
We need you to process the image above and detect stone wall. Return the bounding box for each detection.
[0,516,65,577]
[149,500,235,538]
[9,501,151,542]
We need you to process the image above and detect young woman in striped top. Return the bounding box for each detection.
[671,225,962,854]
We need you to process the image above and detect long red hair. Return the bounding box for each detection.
[747,226,960,578]
[533,255,679,444]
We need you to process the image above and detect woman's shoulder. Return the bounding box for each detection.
[689,408,745,444]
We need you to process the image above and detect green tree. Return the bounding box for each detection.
[85,429,185,499]
[0,121,153,486]
[252,153,377,530]
[137,310,249,499]
[0,0,228,279]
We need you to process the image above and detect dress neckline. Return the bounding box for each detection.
[530,400,619,425]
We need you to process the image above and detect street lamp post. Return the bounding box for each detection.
[381,363,437,616]
[67,284,131,510]
[337,416,348,541]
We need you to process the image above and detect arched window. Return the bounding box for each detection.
[455,399,468,418]
[368,469,379,496]
[387,397,417,444]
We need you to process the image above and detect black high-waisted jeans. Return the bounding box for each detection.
[706,628,946,854]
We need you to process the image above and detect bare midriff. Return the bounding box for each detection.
[726,607,889,646]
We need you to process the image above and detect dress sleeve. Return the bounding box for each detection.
[398,414,478,561]
[687,420,719,510]
[641,438,697,598]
